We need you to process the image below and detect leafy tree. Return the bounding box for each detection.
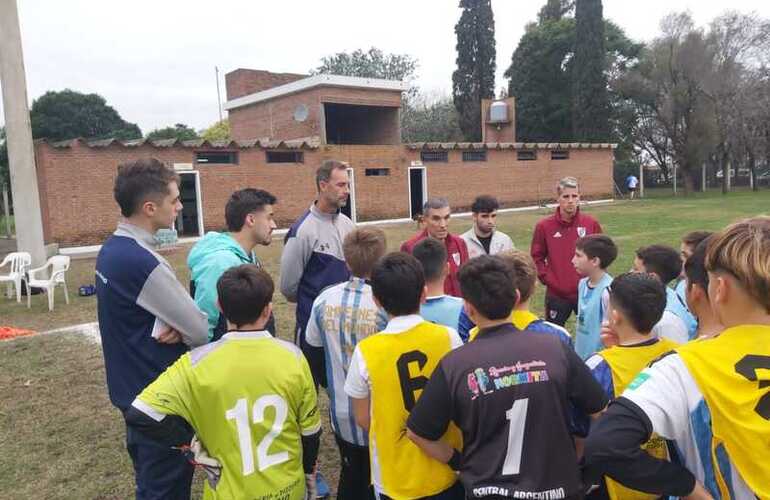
[505,12,640,142]
[452,0,497,142]
[145,123,198,141]
[30,89,141,141]
[572,0,609,141]
[201,120,231,142]
[311,47,418,98]
[401,92,465,143]
[538,0,574,23]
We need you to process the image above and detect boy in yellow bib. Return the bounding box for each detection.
[583,272,679,499]
[584,216,770,499]
[344,252,464,499]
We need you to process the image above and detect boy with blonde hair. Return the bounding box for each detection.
[585,216,770,499]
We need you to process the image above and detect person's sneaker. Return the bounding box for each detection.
[315,471,331,498]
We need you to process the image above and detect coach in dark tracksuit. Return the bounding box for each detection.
[280,160,355,388]
[531,176,602,326]
[97,159,208,500]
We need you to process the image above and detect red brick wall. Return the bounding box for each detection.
[228,87,403,143]
[34,141,613,246]
[225,69,306,100]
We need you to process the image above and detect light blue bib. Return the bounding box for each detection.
[575,273,613,360]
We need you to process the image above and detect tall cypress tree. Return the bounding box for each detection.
[452,0,496,142]
[572,0,609,141]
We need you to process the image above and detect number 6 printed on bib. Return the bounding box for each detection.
[226,395,289,475]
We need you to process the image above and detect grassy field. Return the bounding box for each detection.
[1,190,768,499]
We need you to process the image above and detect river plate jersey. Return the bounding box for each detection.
[622,325,770,499]
[134,331,320,500]
[586,337,679,500]
[408,323,607,499]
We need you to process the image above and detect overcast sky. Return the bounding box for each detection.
[1,0,769,134]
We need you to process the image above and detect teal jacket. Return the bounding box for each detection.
[187,232,253,340]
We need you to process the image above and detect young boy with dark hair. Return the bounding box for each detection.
[583,272,679,500]
[125,264,322,499]
[682,237,723,340]
[305,228,388,500]
[465,250,572,347]
[344,252,464,500]
[584,216,770,498]
[572,234,618,359]
[407,255,608,499]
[414,238,465,336]
[676,231,713,310]
[633,245,696,343]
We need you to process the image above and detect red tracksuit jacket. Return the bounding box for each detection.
[400,230,469,297]
[530,208,602,304]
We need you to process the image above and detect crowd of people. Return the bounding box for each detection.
[96,157,769,500]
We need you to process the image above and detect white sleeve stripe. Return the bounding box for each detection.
[131,398,167,422]
[301,422,322,436]
[585,354,604,370]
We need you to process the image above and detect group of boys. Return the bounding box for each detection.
[98,158,769,500]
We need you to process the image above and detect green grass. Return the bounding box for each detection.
[1,190,768,498]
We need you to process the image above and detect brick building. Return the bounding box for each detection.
[33,68,615,246]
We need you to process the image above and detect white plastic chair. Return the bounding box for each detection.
[26,255,70,311]
[0,251,31,303]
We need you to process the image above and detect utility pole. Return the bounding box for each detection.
[215,66,223,123]
[0,0,46,265]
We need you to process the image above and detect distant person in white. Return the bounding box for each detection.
[461,195,514,259]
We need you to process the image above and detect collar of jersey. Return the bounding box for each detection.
[381,314,424,334]
[222,330,272,340]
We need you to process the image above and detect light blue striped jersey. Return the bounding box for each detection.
[305,277,387,446]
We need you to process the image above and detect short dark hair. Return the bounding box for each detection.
[113,158,178,217]
[609,272,666,334]
[682,231,713,249]
[343,228,387,277]
[576,234,618,269]
[316,159,348,191]
[471,195,499,214]
[684,236,713,296]
[412,238,447,282]
[216,264,274,328]
[635,245,682,284]
[458,255,518,320]
[225,188,277,232]
[371,252,425,316]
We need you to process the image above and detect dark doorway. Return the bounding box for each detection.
[176,173,200,236]
[339,168,357,222]
[409,168,426,219]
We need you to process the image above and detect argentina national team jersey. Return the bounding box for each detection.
[305,278,387,445]
[622,332,765,498]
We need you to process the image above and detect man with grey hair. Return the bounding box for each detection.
[530,176,603,326]
[400,197,469,297]
[280,159,355,388]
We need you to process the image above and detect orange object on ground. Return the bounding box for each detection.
[0,327,37,340]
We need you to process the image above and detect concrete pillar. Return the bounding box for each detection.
[0,0,46,265]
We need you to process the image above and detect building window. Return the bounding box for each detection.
[420,151,448,163]
[462,150,487,162]
[365,168,390,177]
[195,151,238,164]
[517,150,537,161]
[551,150,569,160]
[266,151,304,163]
